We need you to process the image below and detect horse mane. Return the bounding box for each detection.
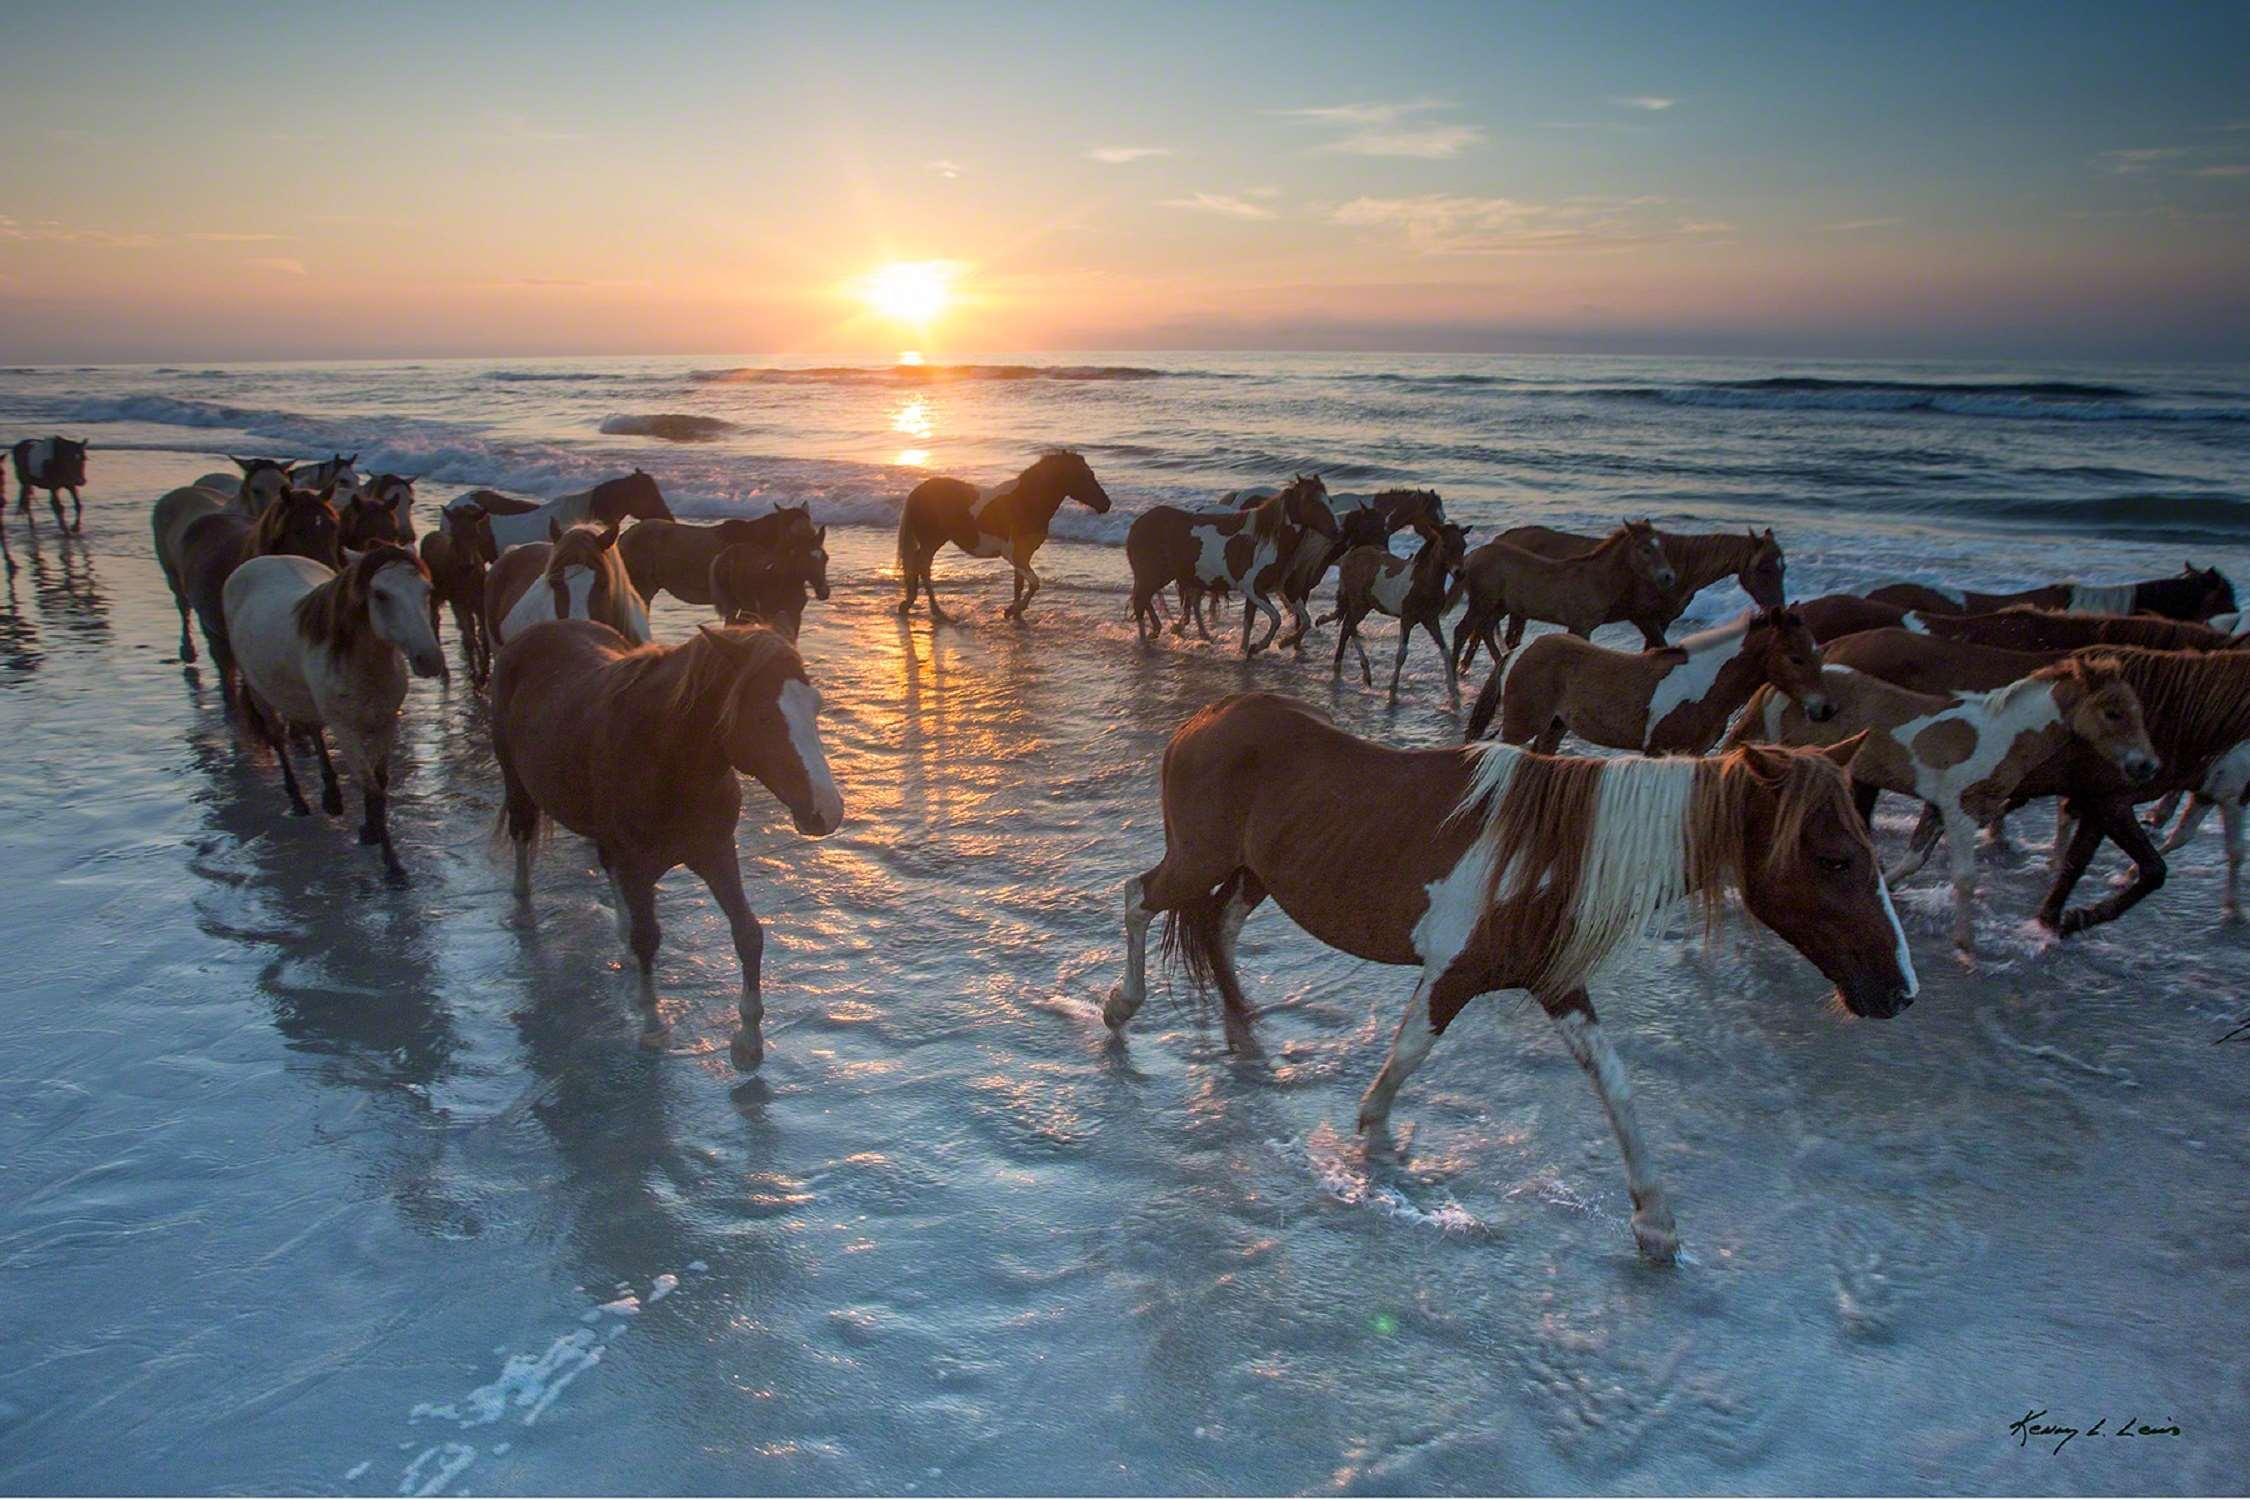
[294,544,422,655]
[244,488,332,564]
[545,522,615,579]
[2093,647,2250,762]
[610,624,801,736]
[1670,607,1766,656]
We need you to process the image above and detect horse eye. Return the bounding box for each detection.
[1814,853,1852,874]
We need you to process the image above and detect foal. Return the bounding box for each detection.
[1104,692,1914,1263]
[1446,520,1678,669]
[491,621,843,1068]
[711,528,831,639]
[1324,520,1470,697]
[419,502,499,684]
[1479,605,1832,753]
[1736,657,2157,955]
[1123,481,1340,653]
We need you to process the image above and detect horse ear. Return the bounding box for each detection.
[317,478,339,502]
[549,518,564,542]
[1815,731,1868,770]
[815,525,828,542]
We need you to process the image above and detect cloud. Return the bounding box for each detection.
[927,159,964,179]
[1086,145,1171,164]
[1160,192,1278,221]
[1265,99,1449,128]
[1318,124,1484,159]
[188,231,290,243]
[0,215,159,248]
[1330,194,1728,254]
[2093,147,2189,174]
[244,256,307,275]
[2189,163,2250,177]
[1822,216,1904,232]
[1613,96,1676,111]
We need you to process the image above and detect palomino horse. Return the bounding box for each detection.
[711,530,830,639]
[171,486,344,695]
[1446,520,1679,670]
[1323,520,1471,697]
[896,450,1112,622]
[471,470,676,552]
[619,507,819,606]
[1103,692,1913,1263]
[222,546,445,882]
[1736,656,2157,955]
[1478,605,1832,754]
[419,502,499,685]
[11,437,90,530]
[1456,525,1785,666]
[486,521,651,649]
[491,619,843,1067]
[1123,482,1339,653]
[1867,565,2236,622]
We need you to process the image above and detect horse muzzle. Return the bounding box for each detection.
[409,648,449,681]
[1805,695,1837,723]
[2123,754,2158,785]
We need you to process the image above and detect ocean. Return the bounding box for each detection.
[0,352,2245,1496]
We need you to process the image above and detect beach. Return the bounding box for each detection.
[1,361,2248,1495]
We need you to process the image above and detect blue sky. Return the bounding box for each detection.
[0,0,2244,360]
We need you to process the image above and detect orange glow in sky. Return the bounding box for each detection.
[858,262,957,328]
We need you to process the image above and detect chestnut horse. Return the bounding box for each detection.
[486,521,651,649]
[1445,520,1678,670]
[1479,605,1832,754]
[1104,692,1912,1263]
[896,450,1112,622]
[170,485,343,695]
[1867,565,2235,622]
[1736,656,2156,955]
[491,620,843,1068]
[619,506,819,606]
[1456,525,1785,666]
[711,529,830,639]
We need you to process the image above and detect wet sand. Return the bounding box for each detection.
[2,449,2246,1495]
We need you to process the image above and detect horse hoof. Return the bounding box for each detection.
[729,1031,765,1071]
[1632,1209,1680,1265]
[383,864,411,889]
[638,1024,673,1051]
[323,791,345,816]
[1101,983,1135,1030]
[287,803,312,818]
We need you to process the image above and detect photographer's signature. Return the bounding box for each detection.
[2009,1409,2182,1454]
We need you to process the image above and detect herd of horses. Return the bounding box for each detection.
[16,434,2246,1265]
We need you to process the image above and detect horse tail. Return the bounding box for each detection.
[1158,869,1247,1019]
[1464,663,1506,742]
[1442,572,1469,614]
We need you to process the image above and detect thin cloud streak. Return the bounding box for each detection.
[1613,95,1676,111]
[1318,125,1484,159]
[1161,192,1278,221]
[1332,193,1729,254]
[1086,146,1172,164]
[1265,98,1449,128]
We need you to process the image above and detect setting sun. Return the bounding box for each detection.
[858,261,956,327]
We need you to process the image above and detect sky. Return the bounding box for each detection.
[0,0,2245,363]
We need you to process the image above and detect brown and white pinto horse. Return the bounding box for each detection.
[1737,656,2157,955]
[1457,525,1784,665]
[485,521,651,648]
[619,506,819,606]
[1104,692,1913,1263]
[1867,565,2235,622]
[1446,520,1678,669]
[1322,520,1471,696]
[1123,481,1339,652]
[491,620,843,1068]
[10,436,90,530]
[1479,605,1832,753]
[896,450,1112,622]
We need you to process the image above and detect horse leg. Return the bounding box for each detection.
[611,862,669,1048]
[1387,617,1413,696]
[1852,778,1882,833]
[1011,557,1042,621]
[1422,616,1459,702]
[1942,810,1980,958]
[67,487,82,532]
[1886,804,1942,884]
[308,729,346,816]
[2057,801,2167,935]
[175,590,197,662]
[918,552,954,624]
[1535,719,1566,756]
[498,755,538,903]
[1503,613,1527,652]
[1546,988,1676,1264]
[2145,789,2183,831]
[362,753,406,885]
[2158,794,2209,853]
[1348,610,1375,686]
[2034,800,2109,930]
[250,699,312,817]
[688,845,768,1070]
[1356,962,1483,1132]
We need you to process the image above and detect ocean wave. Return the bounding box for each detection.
[688,362,1172,385]
[1566,377,2245,423]
[482,370,629,383]
[1889,490,2250,543]
[598,413,739,442]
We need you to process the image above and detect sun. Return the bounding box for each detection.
[859,261,956,327]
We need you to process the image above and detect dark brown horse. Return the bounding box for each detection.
[491,620,843,1067]
[711,529,830,639]
[173,486,344,698]
[420,502,500,684]
[338,487,412,550]
[619,506,819,606]
[896,450,1112,622]
[1103,692,1911,1263]
[1457,525,1785,666]
[1867,566,2235,621]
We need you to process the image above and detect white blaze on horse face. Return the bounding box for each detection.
[777,678,844,834]
[1642,613,1751,750]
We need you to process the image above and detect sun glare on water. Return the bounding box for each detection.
[860,261,956,327]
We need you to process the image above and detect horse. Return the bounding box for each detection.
[418,502,499,685]
[1479,605,1833,754]
[1101,691,1912,1264]
[486,521,651,649]
[294,453,361,499]
[896,450,1112,622]
[222,546,445,882]
[1446,520,1679,670]
[361,473,418,540]
[1128,476,1328,642]
[338,486,413,550]
[474,470,676,552]
[2153,749,2250,917]
[1796,592,1913,642]
[1122,483,1339,653]
[1457,526,1785,666]
[1323,520,1471,696]
[1904,605,2232,654]
[155,481,341,664]
[1224,483,1446,643]
[1735,656,2157,955]
[1866,565,2236,622]
[711,529,830,639]
[171,486,344,697]
[618,506,819,606]
[10,437,90,530]
[490,619,843,1068]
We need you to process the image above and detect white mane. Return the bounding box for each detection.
[1670,607,1758,656]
